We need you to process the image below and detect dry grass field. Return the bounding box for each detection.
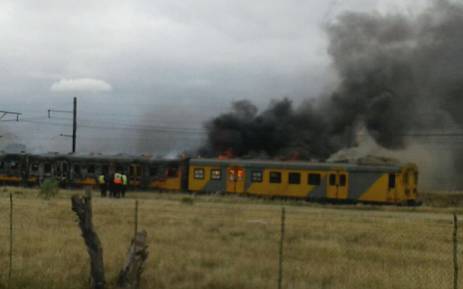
[0,187,462,289]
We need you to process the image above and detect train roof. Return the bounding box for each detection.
[189,158,410,172]
[0,152,179,163]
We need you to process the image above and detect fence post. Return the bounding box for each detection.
[9,193,13,287]
[278,207,286,289]
[134,200,139,237]
[454,213,458,289]
[71,193,106,289]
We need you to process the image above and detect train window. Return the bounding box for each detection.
[129,166,135,176]
[56,165,62,176]
[74,165,81,176]
[308,173,321,186]
[194,168,204,179]
[87,165,95,174]
[403,173,409,185]
[44,163,52,174]
[63,163,68,173]
[236,169,244,180]
[31,163,39,172]
[388,173,396,189]
[9,161,18,170]
[150,166,158,176]
[102,165,109,174]
[409,171,415,185]
[269,171,282,183]
[167,167,178,178]
[329,174,336,186]
[288,172,301,184]
[339,175,347,187]
[251,170,263,182]
[0,161,4,169]
[211,169,221,180]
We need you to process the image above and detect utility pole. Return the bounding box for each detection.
[72,97,77,153]
[48,97,77,154]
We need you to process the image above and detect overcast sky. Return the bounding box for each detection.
[0,0,432,154]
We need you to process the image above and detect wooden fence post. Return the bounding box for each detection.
[8,193,13,287]
[278,207,286,289]
[117,231,149,289]
[134,200,138,238]
[454,213,459,289]
[71,192,106,289]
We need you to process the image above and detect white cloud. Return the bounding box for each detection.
[50,78,112,92]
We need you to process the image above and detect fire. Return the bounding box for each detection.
[218,148,234,160]
[288,152,300,161]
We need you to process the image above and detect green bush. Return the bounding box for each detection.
[38,178,60,200]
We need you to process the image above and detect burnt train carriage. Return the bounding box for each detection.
[187,159,418,205]
[40,153,185,190]
[0,151,186,190]
[0,153,27,185]
[64,154,147,187]
[146,159,186,191]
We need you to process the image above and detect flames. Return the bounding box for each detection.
[218,148,234,160]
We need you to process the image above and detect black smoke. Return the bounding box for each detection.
[200,99,339,159]
[202,1,463,169]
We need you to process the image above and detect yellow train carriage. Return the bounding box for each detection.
[188,159,418,205]
[147,160,184,191]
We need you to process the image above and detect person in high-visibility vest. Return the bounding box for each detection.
[121,174,128,198]
[98,174,107,197]
[113,172,123,198]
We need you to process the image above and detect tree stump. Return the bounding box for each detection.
[71,193,106,289]
[117,231,149,289]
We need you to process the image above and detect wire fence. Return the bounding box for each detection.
[0,192,461,289]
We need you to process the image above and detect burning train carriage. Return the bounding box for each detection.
[0,151,419,204]
[187,159,418,205]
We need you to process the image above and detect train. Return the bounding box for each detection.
[0,151,419,205]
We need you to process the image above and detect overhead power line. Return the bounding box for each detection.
[0,111,21,121]
[20,119,207,135]
[17,120,463,138]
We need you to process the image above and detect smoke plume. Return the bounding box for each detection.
[201,0,463,188]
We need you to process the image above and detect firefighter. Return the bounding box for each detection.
[113,171,123,198]
[98,174,107,197]
[121,173,128,198]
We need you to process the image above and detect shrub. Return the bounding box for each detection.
[39,178,60,200]
[180,196,195,205]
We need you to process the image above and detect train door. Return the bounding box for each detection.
[180,159,190,191]
[129,164,141,187]
[387,173,398,203]
[55,160,69,186]
[402,168,417,201]
[326,172,348,200]
[226,166,245,194]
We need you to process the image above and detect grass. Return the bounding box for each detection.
[0,187,462,289]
